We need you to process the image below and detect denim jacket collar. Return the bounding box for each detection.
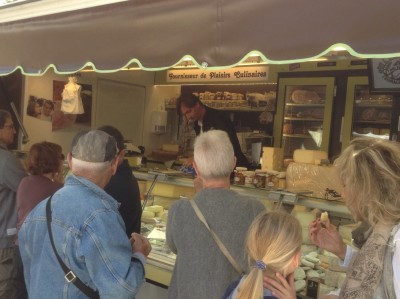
[65,174,119,210]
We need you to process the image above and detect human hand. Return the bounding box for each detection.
[183,157,194,167]
[263,272,296,299]
[130,233,152,257]
[309,218,346,260]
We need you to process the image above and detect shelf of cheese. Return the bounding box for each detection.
[133,170,350,217]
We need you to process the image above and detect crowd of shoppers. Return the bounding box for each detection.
[19,130,150,299]
[1,99,399,299]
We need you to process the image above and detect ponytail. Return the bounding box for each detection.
[236,268,264,299]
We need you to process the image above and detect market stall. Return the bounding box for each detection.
[1,0,400,75]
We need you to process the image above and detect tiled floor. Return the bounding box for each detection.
[136,282,168,299]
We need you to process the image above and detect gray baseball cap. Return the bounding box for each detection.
[71,130,118,162]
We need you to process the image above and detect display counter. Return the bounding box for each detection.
[133,169,350,217]
[134,168,352,292]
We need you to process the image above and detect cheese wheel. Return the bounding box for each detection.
[324,269,339,287]
[142,211,155,218]
[146,205,164,213]
[306,270,320,279]
[301,244,318,255]
[301,258,315,268]
[305,255,320,264]
[294,268,306,280]
[160,211,168,223]
[318,283,336,298]
[294,280,306,292]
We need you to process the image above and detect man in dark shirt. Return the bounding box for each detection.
[99,125,142,236]
[176,93,249,168]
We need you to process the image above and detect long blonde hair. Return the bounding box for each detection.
[334,138,400,225]
[236,211,302,299]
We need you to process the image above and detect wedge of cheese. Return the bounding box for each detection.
[262,147,283,171]
[146,205,164,213]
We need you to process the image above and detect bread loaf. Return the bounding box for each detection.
[290,90,321,104]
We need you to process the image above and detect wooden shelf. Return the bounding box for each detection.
[353,120,391,125]
[165,104,268,112]
[284,117,323,121]
[354,102,392,108]
[285,103,325,107]
[283,134,312,138]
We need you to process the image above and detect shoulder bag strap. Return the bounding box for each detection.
[189,200,244,274]
[46,195,100,299]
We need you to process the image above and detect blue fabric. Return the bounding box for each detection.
[19,174,145,299]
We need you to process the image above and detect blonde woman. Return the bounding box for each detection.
[223,211,302,299]
[309,138,400,299]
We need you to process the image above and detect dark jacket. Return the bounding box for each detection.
[194,106,249,168]
[105,159,142,236]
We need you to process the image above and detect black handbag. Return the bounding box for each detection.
[46,194,100,299]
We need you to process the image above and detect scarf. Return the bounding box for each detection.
[339,224,393,299]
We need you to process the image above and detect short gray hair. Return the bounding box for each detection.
[334,138,400,225]
[70,157,111,175]
[194,130,235,179]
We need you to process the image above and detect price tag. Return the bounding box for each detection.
[306,278,320,299]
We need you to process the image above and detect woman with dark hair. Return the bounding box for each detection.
[16,141,64,233]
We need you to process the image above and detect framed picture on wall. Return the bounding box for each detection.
[368,58,400,94]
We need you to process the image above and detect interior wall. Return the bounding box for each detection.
[21,69,176,156]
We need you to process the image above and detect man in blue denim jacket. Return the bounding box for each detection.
[19,130,151,299]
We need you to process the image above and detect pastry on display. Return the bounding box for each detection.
[290,90,321,104]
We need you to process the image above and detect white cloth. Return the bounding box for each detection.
[198,120,203,133]
[61,83,84,114]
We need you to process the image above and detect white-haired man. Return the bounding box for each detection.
[19,130,151,299]
[166,130,265,299]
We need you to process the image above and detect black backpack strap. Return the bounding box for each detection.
[46,194,100,299]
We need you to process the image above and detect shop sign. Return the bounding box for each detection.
[166,66,268,83]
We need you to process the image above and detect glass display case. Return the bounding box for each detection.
[274,77,335,158]
[342,77,393,150]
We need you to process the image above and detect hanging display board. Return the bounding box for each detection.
[166,66,269,83]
